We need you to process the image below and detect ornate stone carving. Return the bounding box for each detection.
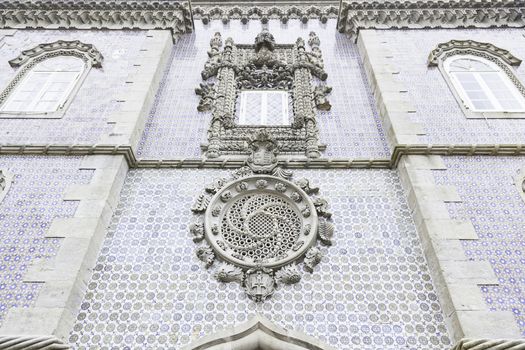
[338,0,525,40]
[190,161,334,301]
[0,0,193,42]
[197,30,331,159]
[0,336,69,350]
[9,40,103,68]
[451,338,525,350]
[192,3,339,24]
[428,40,522,67]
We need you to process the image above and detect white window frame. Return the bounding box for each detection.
[445,55,525,113]
[0,54,91,119]
[238,90,290,126]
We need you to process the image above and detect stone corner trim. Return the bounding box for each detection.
[428,40,522,67]
[0,155,128,342]
[452,338,525,350]
[0,0,193,41]
[183,314,335,350]
[9,40,104,68]
[398,154,522,342]
[337,0,525,40]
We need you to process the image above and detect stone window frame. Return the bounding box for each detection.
[195,31,332,159]
[428,39,525,119]
[0,169,13,204]
[0,40,103,119]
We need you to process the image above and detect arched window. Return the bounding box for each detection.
[0,40,103,118]
[444,55,525,112]
[0,56,85,114]
[428,40,525,118]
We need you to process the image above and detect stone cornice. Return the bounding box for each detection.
[428,39,522,66]
[338,0,525,40]
[9,40,104,68]
[0,0,193,41]
[0,143,525,169]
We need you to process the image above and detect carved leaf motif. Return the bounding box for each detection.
[295,179,319,195]
[304,247,322,272]
[189,221,205,243]
[196,245,215,268]
[195,82,216,112]
[318,219,334,246]
[215,263,244,283]
[314,197,332,219]
[276,264,301,284]
[272,167,293,180]
[191,193,210,213]
[232,166,253,179]
[205,177,226,194]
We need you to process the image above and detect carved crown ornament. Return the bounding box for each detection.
[427,40,522,67]
[195,30,332,159]
[190,132,334,302]
[8,40,104,68]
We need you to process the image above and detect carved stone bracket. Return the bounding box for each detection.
[338,0,525,40]
[197,30,331,159]
[9,40,104,68]
[192,3,339,24]
[0,0,193,42]
[190,138,335,301]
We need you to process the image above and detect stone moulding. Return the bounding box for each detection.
[0,0,193,42]
[337,0,525,40]
[428,39,522,67]
[192,3,339,24]
[182,314,334,350]
[451,338,525,350]
[0,335,69,349]
[8,40,103,68]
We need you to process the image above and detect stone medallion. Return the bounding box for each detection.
[190,132,333,302]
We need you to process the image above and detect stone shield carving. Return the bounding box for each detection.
[190,165,333,301]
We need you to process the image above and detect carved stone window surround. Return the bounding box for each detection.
[0,40,103,119]
[196,30,331,159]
[429,40,525,119]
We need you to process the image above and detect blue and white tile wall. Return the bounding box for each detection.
[138,19,389,159]
[376,29,525,145]
[433,156,525,336]
[70,169,451,350]
[0,30,148,145]
[0,156,93,326]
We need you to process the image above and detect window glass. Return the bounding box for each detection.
[238,90,290,126]
[446,56,525,112]
[1,56,85,113]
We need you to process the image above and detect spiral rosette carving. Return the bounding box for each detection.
[190,167,335,301]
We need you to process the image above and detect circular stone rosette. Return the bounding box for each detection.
[204,175,318,268]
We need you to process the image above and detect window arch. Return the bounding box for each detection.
[0,40,103,119]
[428,40,525,118]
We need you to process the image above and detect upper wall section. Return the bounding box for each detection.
[372,28,525,145]
[0,29,147,145]
[138,19,389,160]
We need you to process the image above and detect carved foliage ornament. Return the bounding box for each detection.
[196,30,331,159]
[190,133,334,301]
[428,40,522,67]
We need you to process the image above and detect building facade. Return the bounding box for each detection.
[0,0,524,349]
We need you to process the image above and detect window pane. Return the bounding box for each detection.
[453,72,496,110]
[449,58,496,72]
[480,72,524,111]
[238,91,290,126]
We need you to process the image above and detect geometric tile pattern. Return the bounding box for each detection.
[70,168,451,349]
[379,28,525,145]
[433,156,525,336]
[0,30,147,144]
[0,155,92,326]
[137,19,389,159]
